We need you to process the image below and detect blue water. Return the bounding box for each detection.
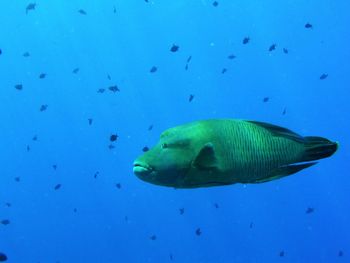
[1,1,349,262]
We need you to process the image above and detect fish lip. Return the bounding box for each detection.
[133,161,153,175]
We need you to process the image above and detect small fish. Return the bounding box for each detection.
[279,251,285,257]
[23,51,30,57]
[142,146,149,152]
[150,66,157,73]
[243,37,250,44]
[108,85,120,92]
[169,254,174,261]
[148,125,153,131]
[39,104,48,112]
[94,172,99,178]
[338,250,343,257]
[305,23,313,29]
[263,97,269,102]
[189,94,194,102]
[32,135,38,141]
[72,68,80,74]
[113,6,117,13]
[15,177,20,182]
[170,44,179,52]
[115,183,121,189]
[124,216,129,222]
[0,252,8,262]
[283,48,289,54]
[145,0,149,2]
[110,134,118,142]
[186,55,192,63]
[97,88,105,93]
[282,108,287,115]
[221,68,227,74]
[227,54,236,59]
[305,207,314,214]
[78,9,87,15]
[107,74,111,80]
[108,144,115,149]
[214,203,219,208]
[319,73,328,80]
[179,208,184,215]
[249,222,253,228]
[0,48,2,55]
[54,184,61,190]
[73,208,78,213]
[212,1,219,7]
[26,3,36,14]
[5,203,11,207]
[185,64,189,70]
[15,84,23,90]
[269,44,277,51]
[26,145,30,152]
[88,118,93,125]
[0,219,10,225]
[39,73,46,79]
[150,235,157,240]
[195,228,202,236]
[52,164,57,170]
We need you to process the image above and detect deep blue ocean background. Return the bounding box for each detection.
[1,1,349,262]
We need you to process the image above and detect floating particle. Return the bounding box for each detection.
[39,104,48,112]
[189,94,194,102]
[279,251,285,257]
[72,68,79,74]
[243,37,250,44]
[319,73,328,80]
[142,146,149,152]
[306,207,314,214]
[170,44,179,52]
[52,164,57,170]
[0,219,10,225]
[23,51,30,57]
[283,48,289,54]
[97,88,105,93]
[148,124,153,131]
[150,66,157,73]
[110,134,118,142]
[78,9,87,15]
[150,235,157,240]
[14,84,23,90]
[227,54,236,59]
[26,3,36,14]
[0,252,7,262]
[305,23,313,29]
[222,68,227,74]
[268,44,277,51]
[212,1,219,7]
[263,97,269,102]
[88,118,93,125]
[179,208,184,215]
[195,228,202,236]
[115,183,121,189]
[14,177,20,182]
[108,85,120,92]
[54,184,61,190]
[39,73,46,79]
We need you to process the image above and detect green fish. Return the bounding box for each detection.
[133,119,338,188]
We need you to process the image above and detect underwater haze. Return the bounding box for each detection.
[1,0,349,262]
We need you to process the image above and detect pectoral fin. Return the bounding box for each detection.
[193,143,218,170]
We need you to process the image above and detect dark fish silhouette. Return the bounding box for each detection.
[195,228,202,236]
[15,84,23,90]
[113,6,117,13]
[40,104,48,112]
[26,3,36,14]
[110,134,118,142]
[32,135,38,141]
[213,1,219,7]
[243,37,250,44]
[170,44,179,52]
[279,251,285,257]
[249,222,253,228]
[306,207,314,214]
[94,172,99,178]
[150,66,157,73]
[23,51,30,57]
[305,23,313,29]
[222,68,227,74]
[108,85,120,92]
[263,97,269,102]
[107,74,111,80]
[52,164,57,170]
[169,254,174,261]
[54,184,61,190]
[5,203,11,207]
[0,252,7,262]
[282,108,287,115]
[116,183,121,189]
[283,48,289,54]
[148,125,153,131]
[142,146,149,152]
[108,144,115,149]
[88,118,93,125]
[187,55,192,63]
[72,68,79,74]
[189,94,194,102]
[179,208,184,215]
[338,250,343,257]
[227,54,236,59]
[39,73,46,79]
[185,64,189,70]
[97,88,105,93]
[320,73,328,80]
[269,44,277,51]
[26,145,30,151]
[150,235,157,240]
[0,219,10,225]
[0,48,2,55]
[15,177,20,182]
[78,9,87,15]
[214,203,219,208]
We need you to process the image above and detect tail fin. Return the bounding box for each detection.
[302,136,338,162]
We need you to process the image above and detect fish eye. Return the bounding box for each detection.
[161,143,168,149]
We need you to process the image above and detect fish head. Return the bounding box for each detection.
[133,126,198,187]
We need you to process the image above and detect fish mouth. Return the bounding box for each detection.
[133,161,153,175]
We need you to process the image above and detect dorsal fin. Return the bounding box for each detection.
[247,120,305,143]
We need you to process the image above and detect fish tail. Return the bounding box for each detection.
[302,136,338,162]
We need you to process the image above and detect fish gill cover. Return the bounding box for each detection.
[0,0,349,262]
